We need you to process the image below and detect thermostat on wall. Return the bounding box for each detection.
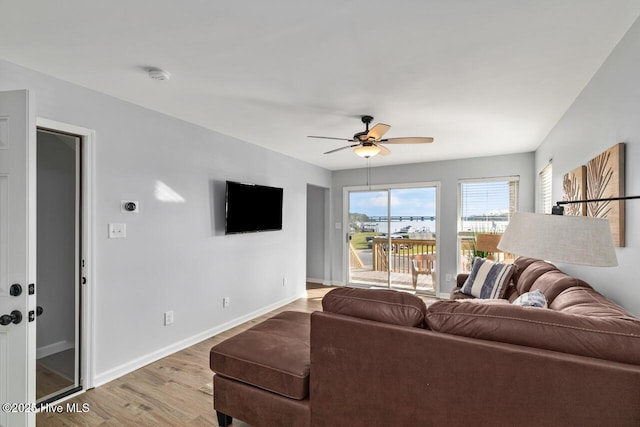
[121,200,139,213]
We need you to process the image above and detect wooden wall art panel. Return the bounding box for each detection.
[586,143,625,247]
[562,165,587,216]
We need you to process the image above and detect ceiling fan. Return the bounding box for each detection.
[308,115,434,158]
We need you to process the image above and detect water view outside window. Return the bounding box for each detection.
[348,186,437,292]
[458,177,519,272]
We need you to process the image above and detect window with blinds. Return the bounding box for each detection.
[458,177,519,233]
[538,162,553,214]
[457,176,519,272]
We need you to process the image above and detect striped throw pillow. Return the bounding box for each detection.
[513,289,548,308]
[460,258,515,299]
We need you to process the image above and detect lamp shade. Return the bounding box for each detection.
[497,212,617,267]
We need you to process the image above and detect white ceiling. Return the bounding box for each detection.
[2,1,640,170]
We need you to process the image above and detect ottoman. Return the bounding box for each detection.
[209,311,311,427]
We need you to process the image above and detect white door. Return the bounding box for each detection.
[0,90,37,427]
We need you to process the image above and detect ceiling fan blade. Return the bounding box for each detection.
[381,137,434,144]
[377,144,391,156]
[367,123,391,140]
[308,135,354,142]
[324,144,359,155]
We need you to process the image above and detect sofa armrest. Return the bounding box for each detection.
[310,311,640,427]
[321,287,426,327]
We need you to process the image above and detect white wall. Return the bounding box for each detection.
[0,59,331,384]
[331,153,535,295]
[535,17,640,316]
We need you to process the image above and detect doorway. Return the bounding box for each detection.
[35,128,83,402]
[345,183,439,293]
[306,184,330,285]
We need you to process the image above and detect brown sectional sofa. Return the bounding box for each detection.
[210,258,640,426]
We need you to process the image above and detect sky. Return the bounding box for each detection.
[349,181,510,217]
[349,187,437,217]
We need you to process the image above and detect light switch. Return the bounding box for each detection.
[108,223,126,239]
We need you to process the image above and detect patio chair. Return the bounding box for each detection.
[411,254,435,289]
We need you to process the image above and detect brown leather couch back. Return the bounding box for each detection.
[508,268,592,303]
[311,310,640,426]
[426,299,640,365]
[551,286,636,318]
[442,257,640,365]
[322,287,427,327]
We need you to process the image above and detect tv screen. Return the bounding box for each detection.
[225,181,283,234]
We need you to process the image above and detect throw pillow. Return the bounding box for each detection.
[513,289,548,308]
[459,258,515,299]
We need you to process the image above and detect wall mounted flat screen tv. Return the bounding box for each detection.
[225,181,283,234]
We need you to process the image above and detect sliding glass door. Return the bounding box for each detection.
[346,183,438,293]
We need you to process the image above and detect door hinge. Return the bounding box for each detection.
[28,283,35,295]
[28,310,35,322]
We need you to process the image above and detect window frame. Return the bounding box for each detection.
[456,175,520,272]
[538,161,553,214]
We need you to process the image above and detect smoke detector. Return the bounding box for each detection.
[148,68,171,81]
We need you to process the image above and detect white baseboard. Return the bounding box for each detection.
[37,340,74,359]
[94,291,306,387]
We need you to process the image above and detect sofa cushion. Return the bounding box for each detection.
[456,298,511,305]
[210,311,311,400]
[459,258,515,299]
[426,300,640,365]
[511,257,540,282]
[551,287,636,318]
[513,270,592,304]
[322,287,426,327]
[512,259,558,295]
[450,288,475,300]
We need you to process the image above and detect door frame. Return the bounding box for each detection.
[36,118,96,392]
[342,181,441,293]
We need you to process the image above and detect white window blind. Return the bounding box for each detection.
[538,162,553,214]
[458,177,519,234]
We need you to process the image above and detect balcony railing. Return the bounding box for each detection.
[370,236,515,275]
[372,238,436,274]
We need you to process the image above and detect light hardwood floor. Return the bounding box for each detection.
[36,284,331,426]
[37,284,438,426]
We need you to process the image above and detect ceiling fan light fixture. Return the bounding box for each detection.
[310,115,433,158]
[354,144,381,158]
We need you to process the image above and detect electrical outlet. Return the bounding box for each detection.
[446,274,453,282]
[164,310,174,326]
[282,277,287,287]
[223,297,230,308]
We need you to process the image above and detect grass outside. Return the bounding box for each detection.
[350,232,382,250]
